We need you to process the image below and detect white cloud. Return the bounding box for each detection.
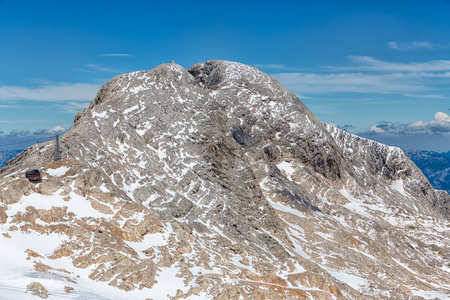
[387,41,448,51]
[32,129,47,135]
[85,64,118,73]
[0,104,21,108]
[271,56,450,98]
[434,111,450,122]
[327,56,450,73]
[254,64,295,70]
[404,121,427,134]
[0,82,100,101]
[367,112,450,136]
[427,112,450,133]
[99,54,132,57]
[9,129,30,137]
[387,42,401,51]
[273,71,448,97]
[369,125,385,133]
[61,101,90,114]
[33,126,66,136]
[0,120,38,124]
[254,57,450,100]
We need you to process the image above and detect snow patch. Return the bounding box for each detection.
[277,161,296,180]
[328,270,368,291]
[149,266,189,298]
[268,200,304,217]
[8,191,111,219]
[46,166,69,177]
[92,110,108,119]
[124,105,139,115]
[390,179,406,195]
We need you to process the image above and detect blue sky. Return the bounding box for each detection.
[1,0,450,151]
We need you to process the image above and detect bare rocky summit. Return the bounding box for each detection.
[0,60,449,299]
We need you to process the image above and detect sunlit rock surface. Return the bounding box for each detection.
[0,61,449,299]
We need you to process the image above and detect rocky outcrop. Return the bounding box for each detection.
[27,282,49,299]
[0,60,449,299]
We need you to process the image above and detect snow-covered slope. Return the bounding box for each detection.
[0,60,449,299]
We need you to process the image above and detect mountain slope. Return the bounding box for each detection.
[0,61,449,299]
[405,150,450,194]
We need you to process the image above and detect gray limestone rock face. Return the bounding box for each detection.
[230,126,255,146]
[0,60,449,299]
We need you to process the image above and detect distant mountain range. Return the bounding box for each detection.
[0,149,22,168]
[405,150,450,193]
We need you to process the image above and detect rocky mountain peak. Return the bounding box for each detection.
[88,62,196,109]
[0,60,449,299]
[188,60,280,89]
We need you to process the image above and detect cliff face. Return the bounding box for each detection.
[0,61,449,299]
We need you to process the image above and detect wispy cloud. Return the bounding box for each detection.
[271,56,450,99]
[273,71,449,98]
[387,41,448,51]
[254,64,295,71]
[326,56,450,72]
[84,64,118,73]
[0,104,21,108]
[0,120,38,124]
[0,82,100,101]
[99,54,132,57]
[66,101,90,110]
[58,101,90,114]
